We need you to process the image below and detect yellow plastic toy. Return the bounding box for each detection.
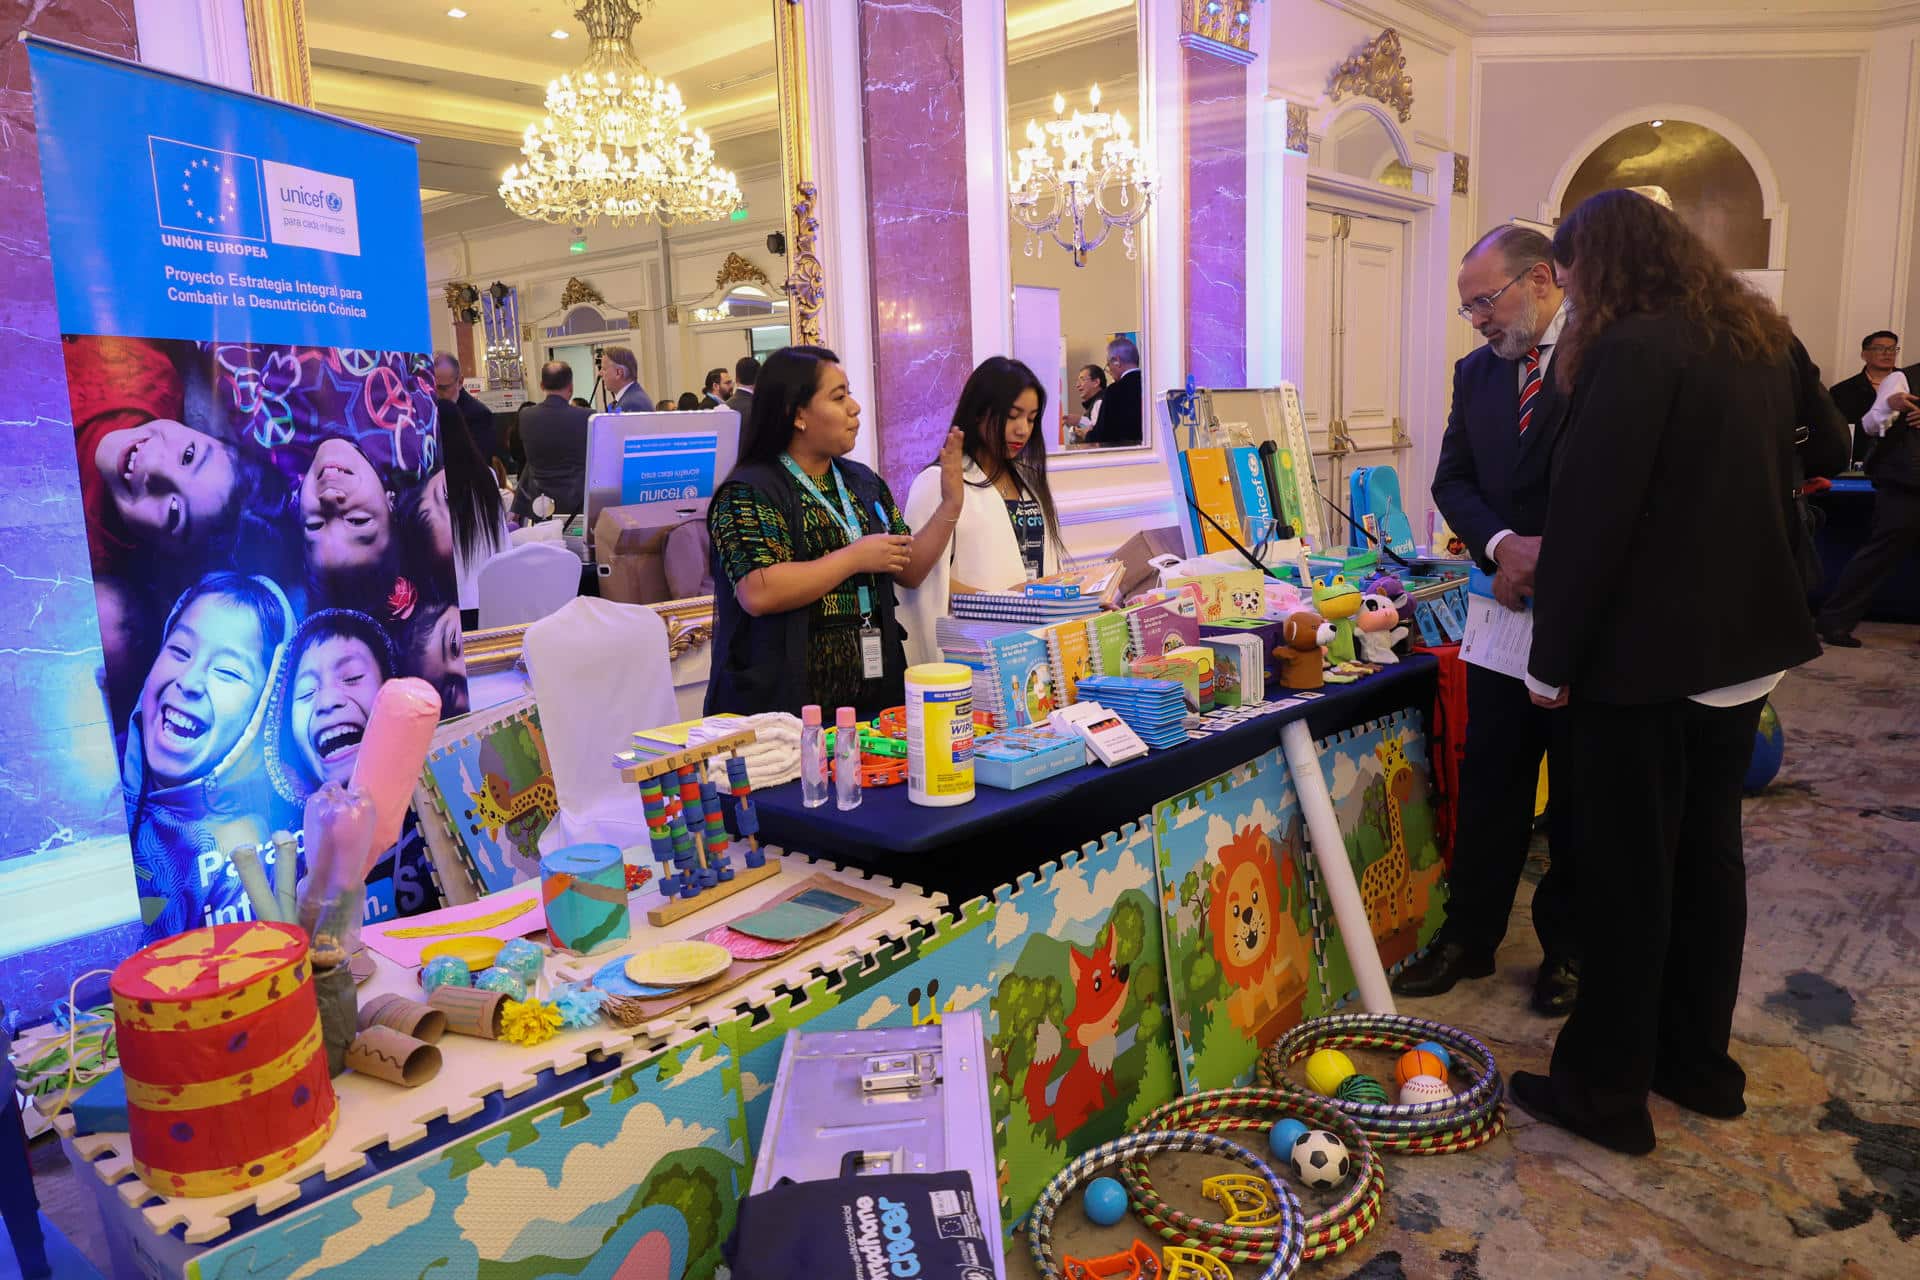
[419,935,504,970]
[1200,1173,1281,1227]
[1165,1247,1234,1280]
[1304,1047,1358,1095]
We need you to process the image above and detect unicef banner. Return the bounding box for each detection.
[28,42,465,942]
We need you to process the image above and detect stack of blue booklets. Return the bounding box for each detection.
[949,583,1103,625]
[1074,675,1190,749]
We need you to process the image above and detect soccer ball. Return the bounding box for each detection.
[1290,1129,1352,1190]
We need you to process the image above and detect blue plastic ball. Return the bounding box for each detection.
[1744,700,1784,793]
[1268,1118,1310,1158]
[1083,1176,1128,1226]
[1412,1040,1451,1072]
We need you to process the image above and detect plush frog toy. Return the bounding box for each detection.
[1312,575,1363,664]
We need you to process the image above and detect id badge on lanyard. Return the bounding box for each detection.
[783,454,887,679]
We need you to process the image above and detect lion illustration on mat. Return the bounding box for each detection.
[1209,823,1300,1042]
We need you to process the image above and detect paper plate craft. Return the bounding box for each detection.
[626,941,731,988]
[588,954,677,999]
[420,935,504,971]
[360,878,546,967]
[701,924,799,961]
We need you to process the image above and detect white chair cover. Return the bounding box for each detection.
[524,597,678,855]
[477,540,580,628]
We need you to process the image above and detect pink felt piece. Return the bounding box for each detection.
[350,678,442,861]
[700,925,798,962]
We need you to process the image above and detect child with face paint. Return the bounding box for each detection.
[266,609,398,806]
[123,573,295,941]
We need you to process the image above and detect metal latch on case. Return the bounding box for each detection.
[861,1050,940,1093]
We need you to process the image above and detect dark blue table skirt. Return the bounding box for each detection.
[1809,479,1920,623]
[755,655,1438,902]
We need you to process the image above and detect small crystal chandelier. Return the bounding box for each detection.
[1010,84,1155,268]
[499,0,742,228]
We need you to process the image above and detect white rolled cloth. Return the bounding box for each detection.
[689,713,803,788]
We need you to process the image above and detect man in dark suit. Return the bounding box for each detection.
[1085,337,1142,445]
[727,355,759,423]
[598,345,652,413]
[1395,224,1579,1016]
[432,352,498,467]
[701,366,734,409]
[1828,331,1916,468]
[510,362,591,520]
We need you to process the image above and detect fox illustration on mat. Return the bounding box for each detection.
[1024,932,1131,1139]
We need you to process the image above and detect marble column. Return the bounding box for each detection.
[1183,41,1251,388]
[858,0,975,498]
[0,0,145,1016]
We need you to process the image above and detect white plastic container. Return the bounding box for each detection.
[905,662,976,807]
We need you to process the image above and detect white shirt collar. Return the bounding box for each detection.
[1539,298,1569,349]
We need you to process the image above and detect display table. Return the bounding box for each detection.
[54,850,943,1278]
[755,655,1439,901]
[1809,476,1920,622]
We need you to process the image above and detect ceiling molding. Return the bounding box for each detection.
[1008,5,1135,64]
[1471,4,1920,38]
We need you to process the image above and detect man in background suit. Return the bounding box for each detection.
[727,355,759,422]
[1395,224,1580,1016]
[432,352,498,467]
[1085,336,1142,445]
[599,345,652,413]
[510,362,592,520]
[701,366,734,409]
[1828,331,1916,468]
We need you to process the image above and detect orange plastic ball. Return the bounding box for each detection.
[1395,1048,1448,1089]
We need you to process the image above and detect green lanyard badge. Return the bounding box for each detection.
[780,453,876,618]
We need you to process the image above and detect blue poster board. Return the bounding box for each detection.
[621,434,720,505]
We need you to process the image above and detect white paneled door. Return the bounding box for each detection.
[1302,202,1411,537]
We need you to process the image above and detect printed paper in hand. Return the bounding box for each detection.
[1459,568,1533,681]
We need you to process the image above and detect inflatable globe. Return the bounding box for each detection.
[1744,700,1784,793]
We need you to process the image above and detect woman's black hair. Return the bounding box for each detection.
[676,391,701,412]
[395,597,470,717]
[949,356,1062,553]
[430,397,506,566]
[735,345,843,470]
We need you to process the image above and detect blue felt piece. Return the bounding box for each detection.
[67,1067,127,1138]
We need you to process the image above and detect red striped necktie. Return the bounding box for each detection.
[1518,345,1547,435]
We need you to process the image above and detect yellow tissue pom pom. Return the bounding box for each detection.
[501,998,564,1047]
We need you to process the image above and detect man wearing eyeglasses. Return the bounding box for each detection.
[1396,224,1580,1017]
[1828,332,1915,467]
[1817,330,1920,647]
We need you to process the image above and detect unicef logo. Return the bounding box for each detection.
[325,192,344,213]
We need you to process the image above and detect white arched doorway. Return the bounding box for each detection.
[1543,104,1788,271]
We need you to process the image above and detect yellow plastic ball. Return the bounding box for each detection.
[1395,1049,1448,1090]
[1304,1048,1357,1096]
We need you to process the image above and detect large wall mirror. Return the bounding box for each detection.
[1005,0,1149,454]
[304,0,809,711]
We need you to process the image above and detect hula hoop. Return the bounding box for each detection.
[1256,1013,1507,1151]
[1123,1089,1382,1262]
[1028,1130,1306,1280]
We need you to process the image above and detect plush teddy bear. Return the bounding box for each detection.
[1274,610,1334,690]
[1355,592,1408,664]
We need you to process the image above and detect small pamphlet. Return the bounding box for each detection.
[1459,568,1533,680]
[1050,701,1149,766]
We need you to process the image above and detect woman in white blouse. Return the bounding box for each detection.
[899,357,1067,665]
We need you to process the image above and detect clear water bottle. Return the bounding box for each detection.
[800,704,829,808]
[834,706,863,811]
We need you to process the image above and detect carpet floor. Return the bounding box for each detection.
[16,628,1919,1280]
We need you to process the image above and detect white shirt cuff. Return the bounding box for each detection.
[1485,529,1515,560]
[1524,673,1562,701]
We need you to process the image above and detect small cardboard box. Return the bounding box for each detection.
[594,503,710,604]
[1112,525,1188,599]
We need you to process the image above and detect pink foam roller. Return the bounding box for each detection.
[350,677,442,858]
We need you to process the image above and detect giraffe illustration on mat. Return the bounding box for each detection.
[1360,730,1417,936]
[466,773,558,845]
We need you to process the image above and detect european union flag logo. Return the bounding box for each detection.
[149,137,265,241]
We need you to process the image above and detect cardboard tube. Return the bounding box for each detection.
[226,844,282,923]
[346,1026,442,1087]
[429,985,505,1040]
[357,993,447,1044]
[270,830,300,924]
[1281,717,1395,1014]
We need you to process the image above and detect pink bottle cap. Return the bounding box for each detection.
[836,706,857,729]
[802,705,821,726]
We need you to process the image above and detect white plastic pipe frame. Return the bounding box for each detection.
[1280,718,1397,1015]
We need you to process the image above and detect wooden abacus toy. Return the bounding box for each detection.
[612,727,778,925]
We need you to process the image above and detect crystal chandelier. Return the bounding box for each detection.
[499,0,742,228]
[1010,84,1155,268]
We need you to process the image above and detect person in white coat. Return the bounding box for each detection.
[899,356,1068,665]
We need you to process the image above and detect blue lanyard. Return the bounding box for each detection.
[780,453,878,619]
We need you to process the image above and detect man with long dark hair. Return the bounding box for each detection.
[1509,190,1838,1155]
